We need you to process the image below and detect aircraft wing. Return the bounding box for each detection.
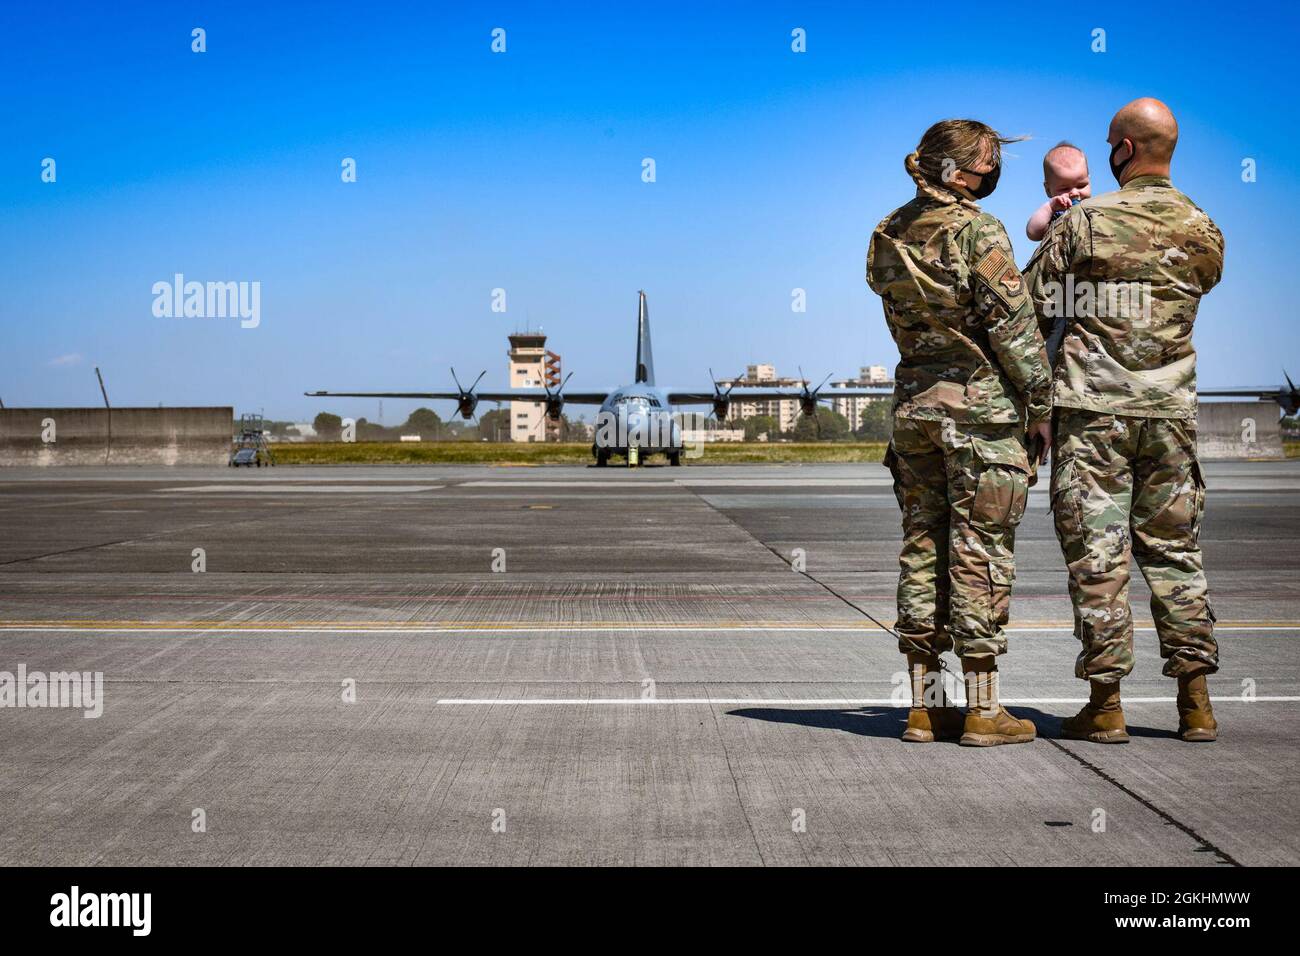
[482,389,610,405]
[666,386,892,404]
[305,389,611,404]
[1197,388,1280,399]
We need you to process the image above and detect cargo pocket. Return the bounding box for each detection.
[989,559,1015,631]
[1051,458,1084,543]
[969,437,1031,529]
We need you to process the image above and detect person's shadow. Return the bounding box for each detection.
[726,705,1171,740]
[727,705,908,739]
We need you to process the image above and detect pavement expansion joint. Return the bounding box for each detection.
[1043,738,1242,867]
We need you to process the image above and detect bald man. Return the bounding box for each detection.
[1024,98,1225,743]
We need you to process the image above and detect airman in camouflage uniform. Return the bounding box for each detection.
[1023,98,1224,743]
[867,119,1053,747]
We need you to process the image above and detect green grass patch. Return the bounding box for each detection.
[270,441,889,465]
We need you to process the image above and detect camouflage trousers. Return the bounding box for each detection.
[883,416,1033,660]
[1051,408,1218,682]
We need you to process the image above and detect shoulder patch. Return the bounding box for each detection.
[973,245,1025,309]
[997,265,1022,296]
[975,247,1009,286]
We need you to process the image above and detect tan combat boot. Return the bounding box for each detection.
[901,653,965,743]
[1177,673,1218,742]
[958,657,1036,747]
[1062,680,1130,744]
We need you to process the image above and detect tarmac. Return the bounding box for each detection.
[0,459,1297,866]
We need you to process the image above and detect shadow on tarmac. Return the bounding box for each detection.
[727,706,1175,740]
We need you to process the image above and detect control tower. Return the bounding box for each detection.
[507,332,561,442]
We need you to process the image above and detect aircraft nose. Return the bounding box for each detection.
[624,412,647,440]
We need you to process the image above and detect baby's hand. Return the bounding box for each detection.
[1050,194,1075,212]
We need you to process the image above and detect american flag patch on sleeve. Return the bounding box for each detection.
[975,247,1009,285]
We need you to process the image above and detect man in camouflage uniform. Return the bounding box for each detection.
[868,120,1053,747]
[1024,98,1224,743]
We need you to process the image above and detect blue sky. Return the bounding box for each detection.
[1,1,1293,421]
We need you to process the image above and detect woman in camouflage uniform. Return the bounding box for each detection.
[867,120,1053,746]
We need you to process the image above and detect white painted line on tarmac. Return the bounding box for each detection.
[435,696,1300,706]
[460,478,898,488]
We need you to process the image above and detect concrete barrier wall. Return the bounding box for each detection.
[1197,401,1283,460]
[0,407,233,466]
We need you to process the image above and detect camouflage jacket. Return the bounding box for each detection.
[1023,175,1225,420]
[867,189,1052,426]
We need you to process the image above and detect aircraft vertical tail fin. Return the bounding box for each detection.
[634,290,655,385]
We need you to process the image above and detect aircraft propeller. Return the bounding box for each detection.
[450,367,487,420]
[796,367,835,416]
[708,368,739,422]
[1283,370,1299,416]
[797,367,836,438]
[540,371,574,421]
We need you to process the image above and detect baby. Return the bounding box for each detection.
[1025,141,1092,241]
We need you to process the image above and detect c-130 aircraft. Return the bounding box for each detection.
[306,291,892,466]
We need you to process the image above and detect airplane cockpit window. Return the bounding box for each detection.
[610,395,664,409]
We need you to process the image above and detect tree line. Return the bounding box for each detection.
[244,400,896,443]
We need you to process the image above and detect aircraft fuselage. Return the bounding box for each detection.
[592,382,683,463]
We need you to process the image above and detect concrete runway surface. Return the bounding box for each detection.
[1,460,1297,866]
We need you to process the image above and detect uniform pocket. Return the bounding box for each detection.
[989,559,1015,630]
[1051,458,1084,542]
[969,437,1031,528]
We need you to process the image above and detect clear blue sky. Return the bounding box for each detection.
[1,1,1293,421]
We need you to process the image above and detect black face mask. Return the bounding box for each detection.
[960,163,1000,199]
[1109,139,1133,184]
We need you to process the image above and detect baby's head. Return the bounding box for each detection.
[1043,142,1092,200]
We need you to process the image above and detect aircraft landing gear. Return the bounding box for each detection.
[668,451,682,466]
[593,444,609,467]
